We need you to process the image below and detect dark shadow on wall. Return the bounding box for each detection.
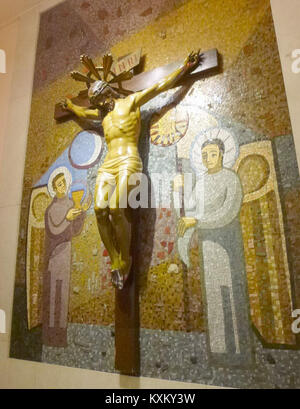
[10,286,43,362]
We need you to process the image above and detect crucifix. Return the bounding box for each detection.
[54,48,219,375]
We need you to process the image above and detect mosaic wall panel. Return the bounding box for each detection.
[10,0,300,388]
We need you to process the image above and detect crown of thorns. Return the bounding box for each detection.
[70,54,133,99]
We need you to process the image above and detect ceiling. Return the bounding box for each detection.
[0,0,44,27]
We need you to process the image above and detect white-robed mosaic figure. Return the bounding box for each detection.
[174,128,253,367]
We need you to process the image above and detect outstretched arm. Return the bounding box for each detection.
[61,98,100,119]
[133,51,200,108]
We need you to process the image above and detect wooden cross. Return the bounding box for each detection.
[54,49,220,376]
[54,49,219,121]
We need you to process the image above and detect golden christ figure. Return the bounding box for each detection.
[61,51,201,290]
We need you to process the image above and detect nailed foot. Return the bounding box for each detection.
[111,269,130,290]
[111,257,132,290]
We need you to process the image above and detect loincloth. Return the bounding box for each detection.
[97,154,143,183]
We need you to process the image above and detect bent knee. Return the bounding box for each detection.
[95,207,110,221]
[109,207,124,220]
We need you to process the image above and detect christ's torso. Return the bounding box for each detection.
[102,97,141,159]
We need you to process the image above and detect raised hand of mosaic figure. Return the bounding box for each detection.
[66,208,83,221]
[62,51,201,290]
[178,217,197,237]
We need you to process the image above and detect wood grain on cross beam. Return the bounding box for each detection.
[122,48,219,91]
[54,49,219,121]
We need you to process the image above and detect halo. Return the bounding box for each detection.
[32,192,51,222]
[190,128,239,176]
[47,166,72,198]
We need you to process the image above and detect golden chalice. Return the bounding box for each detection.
[71,189,85,209]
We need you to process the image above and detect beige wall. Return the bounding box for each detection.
[0,0,42,27]
[272,0,300,163]
[0,0,299,389]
